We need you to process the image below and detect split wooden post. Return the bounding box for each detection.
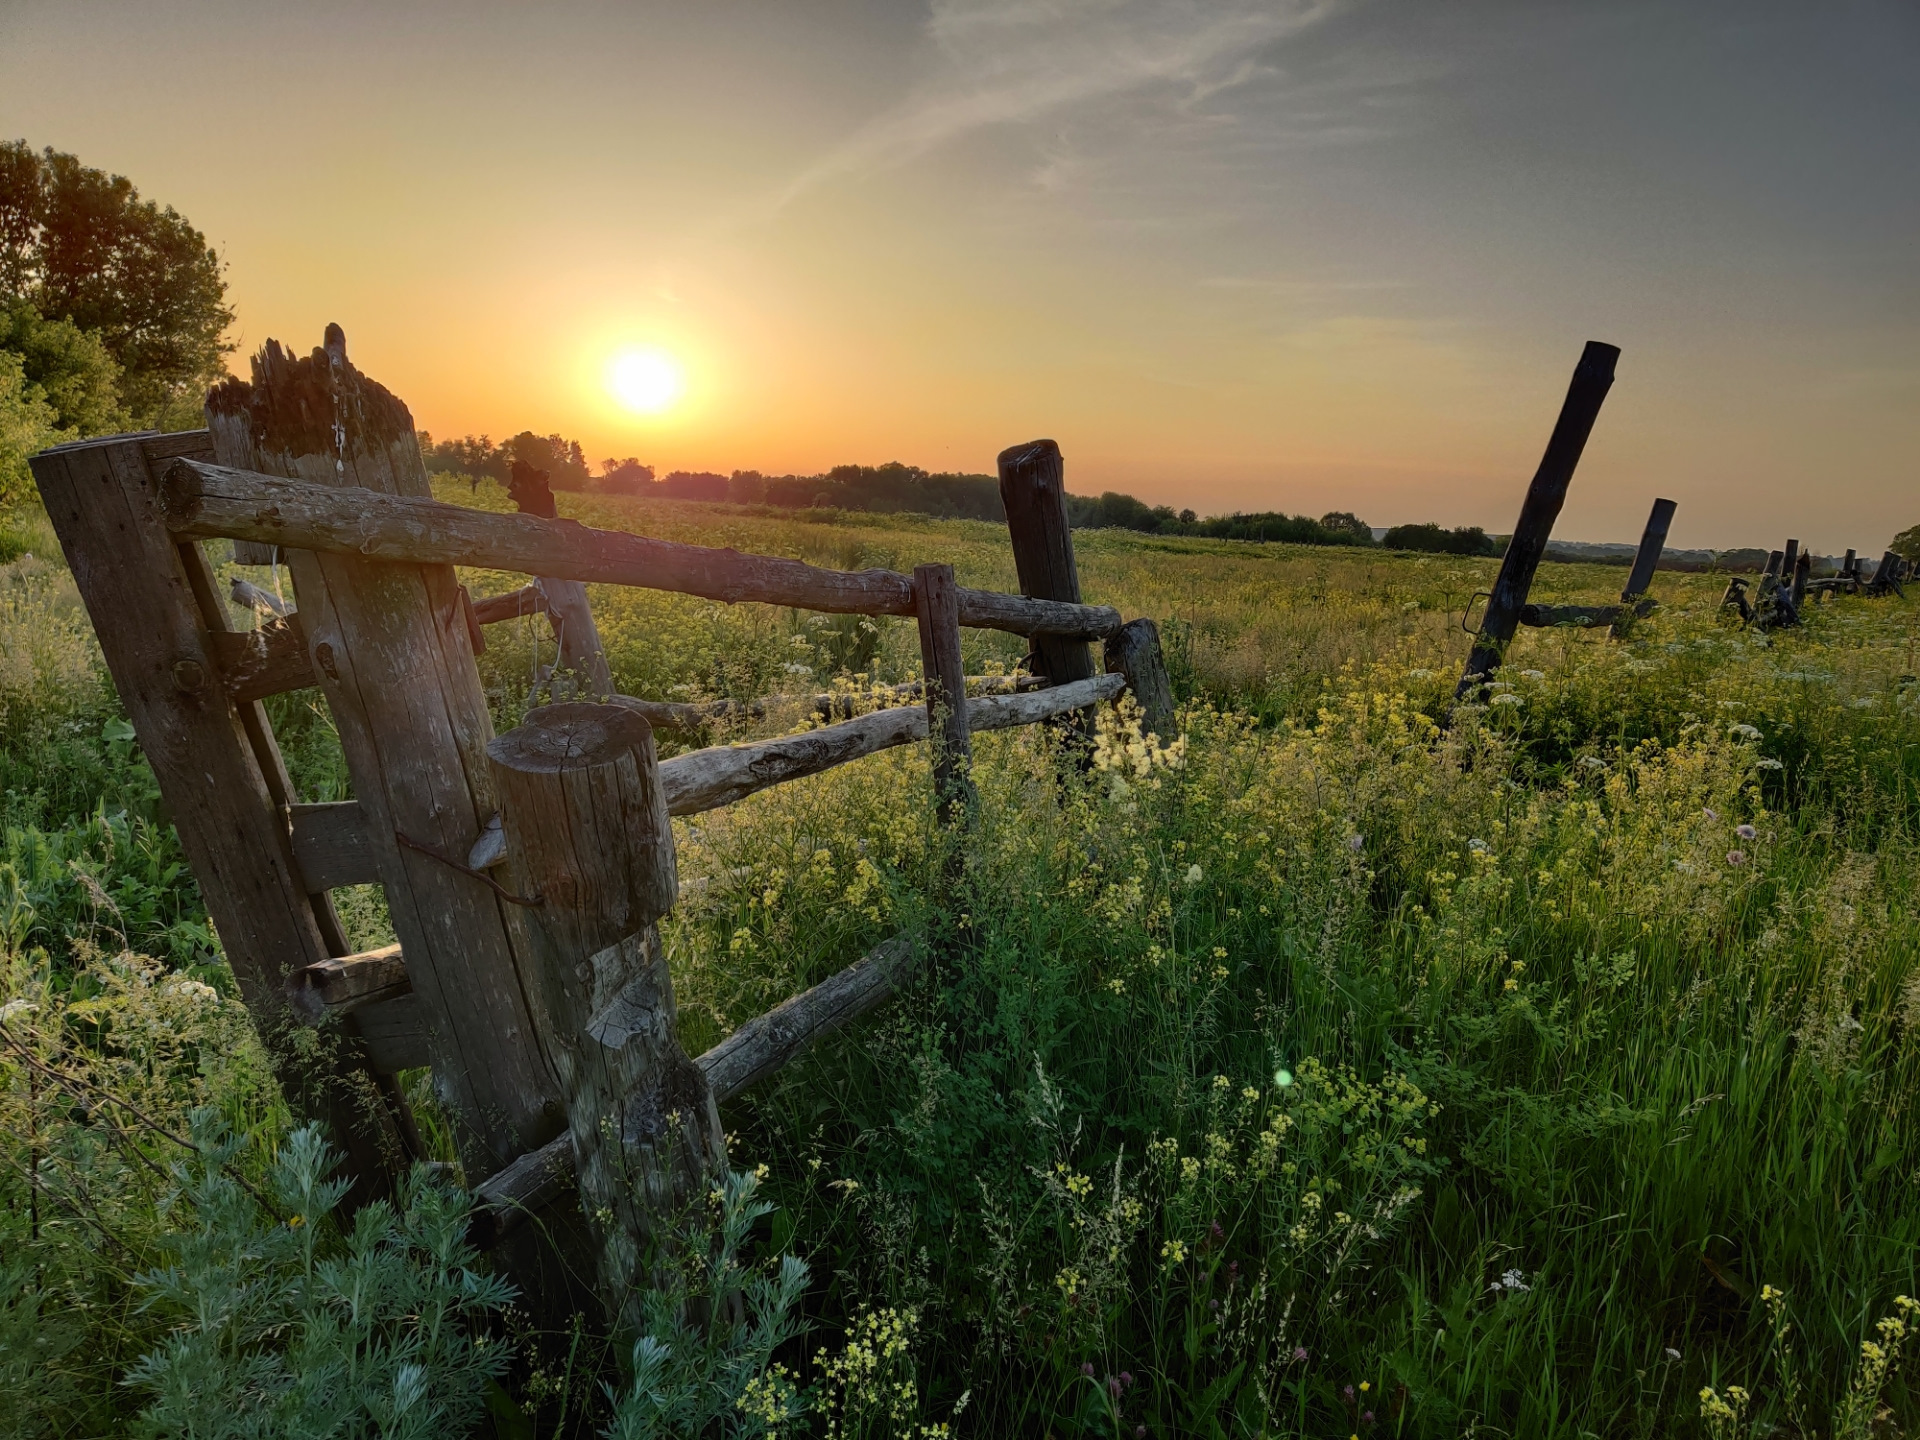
[205,329,596,1317]
[1621,498,1676,602]
[913,563,974,822]
[506,460,614,698]
[1456,341,1620,699]
[1843,549,1858,583]
[1103,618,1176,740]
[1764,551,1784,580]
[28,434,412,1205]
[486,702,726,1326]
[998,439,1098,692]
[1791,550,1811,611]
[1782,538,1799,580]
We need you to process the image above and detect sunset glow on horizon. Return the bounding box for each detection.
[3,1,1914,550]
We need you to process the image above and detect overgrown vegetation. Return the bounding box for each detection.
[5,485,1920,1436]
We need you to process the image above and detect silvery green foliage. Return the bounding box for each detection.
[125,1111,515,1439]
[603,1169,810,1440]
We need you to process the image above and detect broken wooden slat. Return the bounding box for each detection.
[471,584,547,624]
[1103,618,1177,739]
[211,617,317,702]
[657,672,1126,816]
[287,942,410,1023]
[162,457,1123,640]
[289,801,381,891]
[1621,498,1676,602]
[1456,341,1620,698]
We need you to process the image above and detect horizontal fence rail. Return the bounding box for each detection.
[162,459,1122,640]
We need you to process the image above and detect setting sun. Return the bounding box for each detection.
[606,348,684,415]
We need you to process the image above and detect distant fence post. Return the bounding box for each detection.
[1456,341,1621,699]
[997,439,1098,692]
[1609,496,1676,638]
[1104,618,1176,740]
[913,563,974,822]
[506,459,614,698]
[1791,550,1811,611]
[487,702,725,1328]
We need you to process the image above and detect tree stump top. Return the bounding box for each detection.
[491,702,656,774]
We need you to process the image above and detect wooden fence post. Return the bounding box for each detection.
[1791,549,1811,611]
[486,702,725,1326]
[28,433,413,1205]
[1103,618,1176,740]
[1621,498,1676,602]
[997,439,1097,691]
[205,328,596,1318]
[1765,550,1784,580]
[913,563,974,822]
[1456,341,1620,699]
[506,460,614,698]
[1781,538,1799,581]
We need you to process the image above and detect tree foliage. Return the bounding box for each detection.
[1890,524,1920,563]
[0,141,232,427]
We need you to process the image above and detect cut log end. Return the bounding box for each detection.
[489,701,656,774]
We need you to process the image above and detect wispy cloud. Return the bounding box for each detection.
[769,0,1345,211]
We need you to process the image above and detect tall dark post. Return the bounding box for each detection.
[1456,341,1621,698]
[1782,538,1799,580]
[1621,498,1677,602]
[1764,551,1784,579]
[1843,548,1857,581]
[997,439,1097,689]
[1791,550,1811,610]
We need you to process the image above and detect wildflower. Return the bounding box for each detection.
[1359,1380,1371,1393]
[1274,1068,1294,1088]
[1665,1347,1683,1361]
[1346,833,1364,852]
[1735,823,1757,840]
[1754,757,1783,769]
[1185,864,1203,884]
[1490,692,1524,706]
[1729,722,1762,740]
[1726,850,1746,866]
[1520,669,1545,681]
[1703,807,1719,821]
[1291,1346,1309,1362]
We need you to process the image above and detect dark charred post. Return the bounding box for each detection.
[998,440,1098,689]
[1103,618,1177,739]
[1455,341,1621,698]
[1843,549,1858,583]
[28,434,411,1206]
[1621,498,1677,602]
[1791,550,1811,610]
[486,703,725,1328]
[913,563,975,822]
[1765,551,1784,579]
[204,329,593,1314]
[1782,539,1799,579]
[508,461,614,698]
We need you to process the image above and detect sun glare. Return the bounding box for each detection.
[607,348,684,415]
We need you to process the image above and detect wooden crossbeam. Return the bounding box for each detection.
[162,458,1123,640]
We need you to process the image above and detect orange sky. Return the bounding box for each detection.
[4,1,1916,549]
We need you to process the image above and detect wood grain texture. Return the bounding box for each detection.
[288,943,409,1023]
[655,673,1126,816]
[487,702,723,1322]
[997,438,1100,683]
[1457,341,1620,698]
[163,458,1122,639]
[288,802,380,891]
[471,584,547,624]
[28,434,409,1204]
[207,332,567,1184]
[211,616,317,701]
[1103,618,1176,740]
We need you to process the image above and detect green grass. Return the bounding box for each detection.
[4,481,1920,1436]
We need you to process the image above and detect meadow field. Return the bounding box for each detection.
[3,483,1919,1438]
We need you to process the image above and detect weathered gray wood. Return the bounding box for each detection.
[212,616,317,702]
[1456,341,1620,698]
[1765,550,1784,579]
[163,458,1123,640]
[1103,618,1176,739]
[206,331,567,1186]
[487,702,723,1323]
[351,992,432,1074]
[1791,549,1810,610]
[1842,548,1858,581]
[289,802,381,891]
[656,673,1126,816]
[914,563,973,820]
[1782,538,1799,579]
[475,930,924,1248]
[810,674,1045,720]
[998,438,1100,682]
[288,943,409,1023]
[1621,498,1676,601]
[28,434,410,1205]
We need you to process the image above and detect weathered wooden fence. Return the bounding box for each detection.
[28,328,1174,1325]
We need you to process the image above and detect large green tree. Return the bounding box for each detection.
[1,141,232,426]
